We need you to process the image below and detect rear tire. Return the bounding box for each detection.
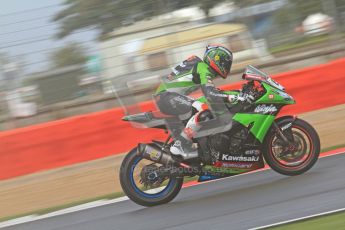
[119,147,183,206]
[263,118,320,176]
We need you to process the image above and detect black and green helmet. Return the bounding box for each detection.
[203,44,233,79]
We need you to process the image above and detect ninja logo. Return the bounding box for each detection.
[254,104,277,114]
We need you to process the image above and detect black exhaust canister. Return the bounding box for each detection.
[138,143,176,165]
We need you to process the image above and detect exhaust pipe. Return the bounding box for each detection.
[138,143,177,165]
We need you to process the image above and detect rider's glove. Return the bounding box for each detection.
[228,94,254,104]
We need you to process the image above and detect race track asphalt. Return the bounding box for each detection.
[3,153,345,230]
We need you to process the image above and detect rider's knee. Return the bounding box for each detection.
[197,110,213,122]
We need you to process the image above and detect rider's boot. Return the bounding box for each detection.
[170,136,198,159]
[170,112,201,159]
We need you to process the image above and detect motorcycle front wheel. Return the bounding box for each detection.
[263,118,320,176]
[119,147,183,206]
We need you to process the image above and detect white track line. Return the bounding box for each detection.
[249,207,345,230]
[0,150,344,228]
[0,197,128,228]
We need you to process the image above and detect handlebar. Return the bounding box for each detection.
[241,80,265,101]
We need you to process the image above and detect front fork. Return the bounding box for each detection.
[272,117,297,154]
[273,122,291,144]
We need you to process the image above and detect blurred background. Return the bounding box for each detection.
[1,0,345,131]
[2,0,345,224]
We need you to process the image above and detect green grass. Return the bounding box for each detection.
[269,211,345,230]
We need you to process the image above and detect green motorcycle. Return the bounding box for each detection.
[120,65,320,206]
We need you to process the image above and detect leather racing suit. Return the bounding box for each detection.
[154,55,241,159]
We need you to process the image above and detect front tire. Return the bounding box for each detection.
[119,147,183,206]
[263,118,320,176]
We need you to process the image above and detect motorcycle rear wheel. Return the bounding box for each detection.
[119,147,183,206]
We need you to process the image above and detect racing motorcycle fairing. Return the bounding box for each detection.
[120,66,321,207]
[122,66,304,182]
